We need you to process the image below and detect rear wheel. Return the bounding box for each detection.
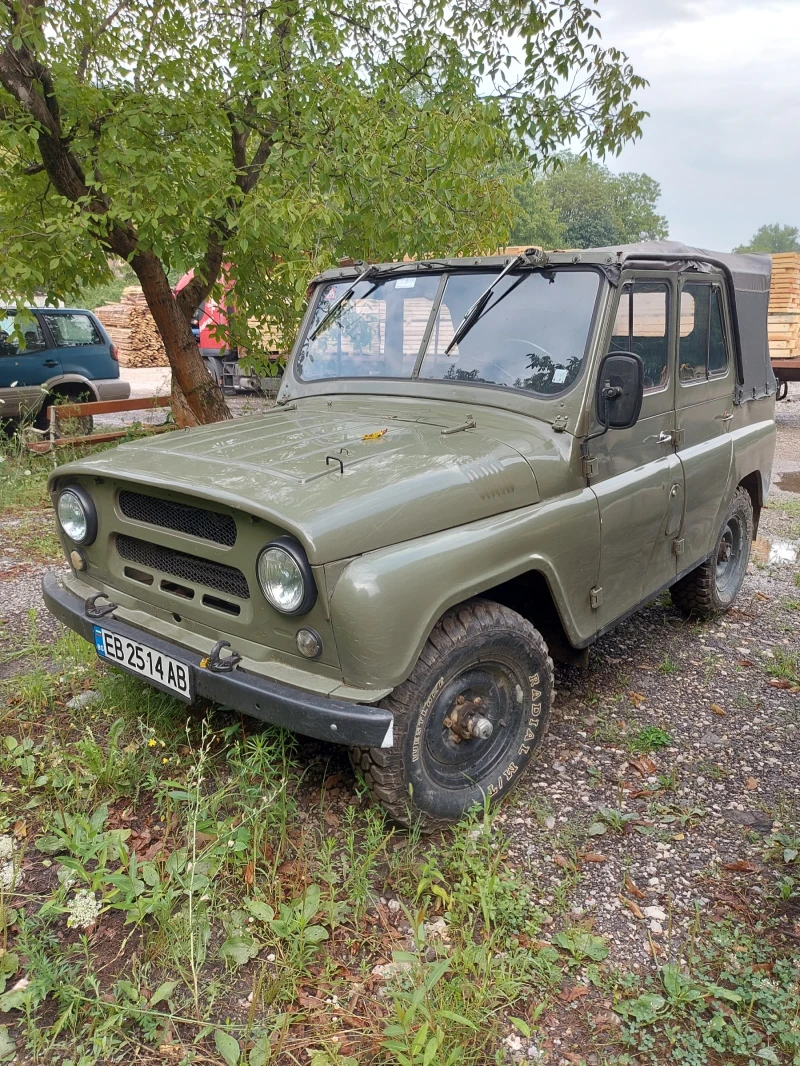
[350,599,553,831]
[671,486,753,618]
[34,389,94,437]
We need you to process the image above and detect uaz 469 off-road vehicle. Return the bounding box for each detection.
[43,241,776,829]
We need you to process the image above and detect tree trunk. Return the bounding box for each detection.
[130,250,232,427]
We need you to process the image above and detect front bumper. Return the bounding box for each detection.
[42,573,394,748]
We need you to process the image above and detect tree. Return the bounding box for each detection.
[1,0,646,425]
[734,224,800,254]
[509,154,668,250]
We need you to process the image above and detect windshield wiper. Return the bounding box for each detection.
[309,263,377,341]
[444,249,539,355]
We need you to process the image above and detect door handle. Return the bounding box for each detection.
[43,359,59,367]
[714,412,733,422]
[656,431,673,444]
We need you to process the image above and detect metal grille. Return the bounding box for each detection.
[116,534,249,600]
[118,490,237,547]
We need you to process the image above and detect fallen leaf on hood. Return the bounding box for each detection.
[709,703,726,716]
[361,429,387,441]
[745,777,759,791]
[619,895,645,920]
[723,860,757,873]
[628,754,658,776]
[624,875,646,899]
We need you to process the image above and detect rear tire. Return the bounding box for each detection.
[671,486,753,618]
[34,390,94,437]
[350,599,553,832]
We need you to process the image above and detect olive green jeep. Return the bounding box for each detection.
[43,241,777,829]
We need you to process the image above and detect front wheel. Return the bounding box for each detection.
[350,600,553,831]
[671,486,754,618]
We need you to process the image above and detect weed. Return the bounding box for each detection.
[657,654,679,675]
[765,648,799,683]
[628,725,672,753]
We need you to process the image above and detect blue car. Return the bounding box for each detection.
[0,307,130,429]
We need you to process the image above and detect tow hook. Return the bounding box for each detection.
[201,640,242,673]
[443,695,494,742]
[85,592,117,618]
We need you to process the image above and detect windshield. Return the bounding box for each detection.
[295,267,600,397]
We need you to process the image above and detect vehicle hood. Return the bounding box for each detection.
[52,399,546,562]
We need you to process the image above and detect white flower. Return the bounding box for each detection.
[66,889,103,929]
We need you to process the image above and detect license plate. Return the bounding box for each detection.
[93,625,192,699]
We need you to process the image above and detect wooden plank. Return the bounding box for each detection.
[27,424,173,454]
[47,395,171,420]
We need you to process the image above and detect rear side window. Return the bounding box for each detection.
[43,313,102,348]
[0,313,45,355]
[610,282,670,392]
[679,284,729,383]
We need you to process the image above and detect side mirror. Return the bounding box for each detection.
[596,351,644,430]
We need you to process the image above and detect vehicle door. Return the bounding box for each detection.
[0,312,59,417]
[589,275,684,631]
[673,276,735,568]
[40,311,108,379]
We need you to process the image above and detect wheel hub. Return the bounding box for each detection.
[442,694,494,742]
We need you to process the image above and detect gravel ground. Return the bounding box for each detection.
[3,383,798,968]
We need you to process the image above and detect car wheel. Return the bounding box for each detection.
[671,486,753,618]
[34,392,94,438]
[349,599,553,831]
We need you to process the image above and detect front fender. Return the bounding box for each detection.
[329,490,601,690]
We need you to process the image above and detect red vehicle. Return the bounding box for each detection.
[174,271,278,394]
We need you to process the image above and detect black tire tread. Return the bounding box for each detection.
[350,598,554,831]
[671,486,753,619]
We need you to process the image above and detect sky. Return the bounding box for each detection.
[596,0,800,252]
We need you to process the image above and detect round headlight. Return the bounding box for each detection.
[257,538,316,615]
[57,486,97,546]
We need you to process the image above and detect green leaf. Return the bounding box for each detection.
[244,900,275,923]
[301,884,321,923]
[617,993,665,1024]
[0,988,27,1013]
[303,925,328,944]
[439,1010,478,1030]
[215,1029,241,1066]
[587,822,607,836]
[553,930,608,962]
[219,935,260,967]
[508,1016,531,1038]
[149,980,178,1007]
[0,1026,14,1061]
[248,1034,271,1066]
[423,1035,439,1066]
[756,1049,780,1064]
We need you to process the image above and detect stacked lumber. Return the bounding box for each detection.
[768,253,800,361]
[95,287,168,367]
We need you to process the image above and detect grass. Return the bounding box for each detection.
[765,648,800,685]
[1,433,799,1065]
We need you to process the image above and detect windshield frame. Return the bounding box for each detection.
[293,264,605,402]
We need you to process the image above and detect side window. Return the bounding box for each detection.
[708,287,729,375]
[679,283,729,383]
[611,282,670,392]
[43,313,102,348]
[0,314,45,356]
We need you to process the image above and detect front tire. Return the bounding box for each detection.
[350,600,553,831]
[671,486,754,618]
